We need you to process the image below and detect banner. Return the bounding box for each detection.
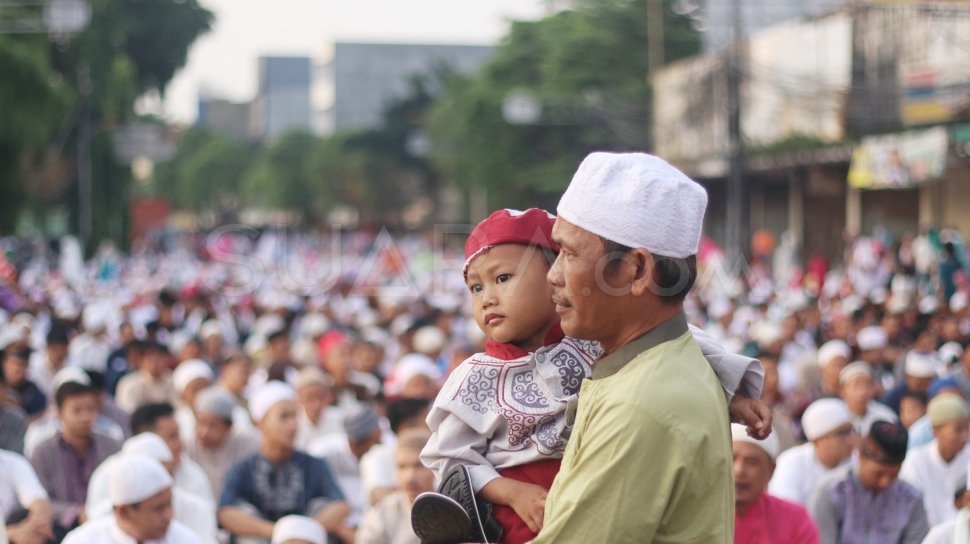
[847,126,949,189]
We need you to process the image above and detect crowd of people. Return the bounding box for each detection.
[0,152,968,543]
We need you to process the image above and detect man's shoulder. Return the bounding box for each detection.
[775,443,814,466]
[764,493,813,518]
[62,517,111,542]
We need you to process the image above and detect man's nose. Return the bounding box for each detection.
[547,254,564,286]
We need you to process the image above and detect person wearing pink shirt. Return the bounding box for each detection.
[733,424,819,544]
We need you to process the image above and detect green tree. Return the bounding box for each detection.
[426,0,700,211]
[155,128,254,214]
[0,0,212,244]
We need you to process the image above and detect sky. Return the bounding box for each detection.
[162,0,549,124]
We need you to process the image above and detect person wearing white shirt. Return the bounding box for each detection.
[309,405,383,528]
[85,433,217,543]
[171,360,215,443]
[901,393,970,527]
[769,398,855,505]
[129,402,215,504]
[294,368,343,451]
[839,362,898,436]
[0,449,53,544]
[27,329,71,397]
[64,454,201,544]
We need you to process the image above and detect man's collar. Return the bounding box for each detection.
[591,312,688,380]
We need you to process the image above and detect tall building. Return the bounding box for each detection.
[315,43,494,134]
[251,56,312,142]
[196,96,251,141]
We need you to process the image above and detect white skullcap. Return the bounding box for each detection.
[952,291,969,313]
[886,296,910,315]
[817,340,852,368]
[343,404,381,442]
[360,326,390,346]
[839,361,873,385]
[82,305,107,333]
[254,314,286,339]
[51,366,91,394]
[557,152,707,259]
[856,326,888,351]
[731,423,780,461]
[0,325,22,350]
[868,287,888,305]
[802,398,852,441]
[386,353,442,396]
[109,455,173,506]
[928,393,970,427]
[194,386,236,421]
[919,295,939,315]
[122,433,173,463]
[301,314,330,338]
[295,367,333,391]
[271,515,325,544]
[413,326,446,355]
[940,342,965,366]
[172,359,215,393]
[199,320,223,340]
[904,351,940,378]
[249,381,297,422]
[840,295,864,316]
[751,321,783,349]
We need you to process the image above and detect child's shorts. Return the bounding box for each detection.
[492,458,562,544]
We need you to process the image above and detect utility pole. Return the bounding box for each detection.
[725,0,748,262]
[647,0,665,77]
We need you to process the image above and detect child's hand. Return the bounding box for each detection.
[506,481,548,533]
[481,477,548,533]
[729,396,773,440]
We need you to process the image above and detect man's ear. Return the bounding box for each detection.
[629,249,654,297]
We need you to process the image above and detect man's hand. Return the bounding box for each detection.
[315,501,351,533]
[729,396,773,440]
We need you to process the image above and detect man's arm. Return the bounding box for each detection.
[217,459,273,539]
[216,506,275,539]
[807,483,840,544]
[689,324,765,400]
[899,499,930,544]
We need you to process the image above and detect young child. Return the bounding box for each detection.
[414,208,767,544]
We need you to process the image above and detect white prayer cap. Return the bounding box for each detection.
[109,455,173,506]
[172,359,215,393]
[122,433,173,463]
[940,342,964,366]
[0,325,22,350]
[82,304,107,333]
[750,321,783,349]
[51,366,91,394]
[856,326,888,351]
[249,381,297,422]
[194,386,236,421]
[199,320,223,340]
[838,362,873,385]
[952,291,969,313]
[343,404,381,442]
[254,314,286,339]
[271,515,325,544]
[817,340,851,368]
[413,326,446,355]
[868,287,888,305]
[731,423,780,461]
[886,296,910,315]
[301,313,330,338]
[386,353,441,396]
[360,326,390,346]
[557,152,707,259]
[801,398,852,441]
[904,350,940,378]
[918,295,939,315]
[295,367,333,391]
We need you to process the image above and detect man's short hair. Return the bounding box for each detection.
[600,237,697,302]
[55,381,96,408]
[130,402,176,435]
[387,398,431,434]
[862,421,908,465]
[46,328,71,346]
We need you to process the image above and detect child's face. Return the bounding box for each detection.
[465,244,557,352]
